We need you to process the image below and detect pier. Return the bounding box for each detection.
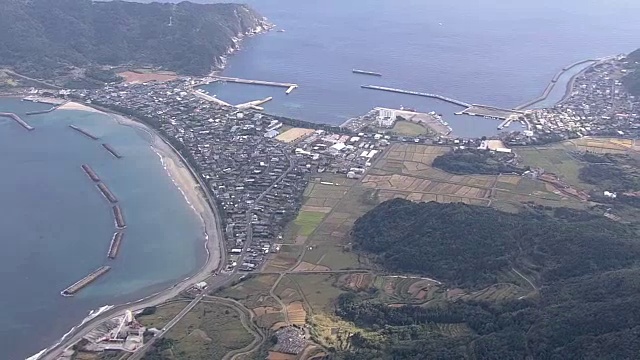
[81,164,101,182]
[69,125,99,140]
[514,58,599,110]
[107,232,124,259]
[102,143,122,159]
[60,266,111,296]
[0,112,34,131]
[112,205,126,229]
[97,182,118,203]
[235,97,273,110]
[201,76,299,94]
[360,85,472,107]
[193,90,233,107]
[26,106,59,116]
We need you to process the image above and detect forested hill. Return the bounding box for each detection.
[340,199,640,359]
[352,199,640,288]
[623,48,640,96]
[0,0,265,78]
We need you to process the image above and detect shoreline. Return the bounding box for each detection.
[32,102,225,360]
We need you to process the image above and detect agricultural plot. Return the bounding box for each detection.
[218,274,280,309]
[163,302,254,360]
[137,301,189,329]
[562,137,635,153]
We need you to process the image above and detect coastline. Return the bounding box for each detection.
[33,102,225,360]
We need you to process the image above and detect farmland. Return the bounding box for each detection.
[199,138,640,358]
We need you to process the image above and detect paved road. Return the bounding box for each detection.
[126,294,206,360]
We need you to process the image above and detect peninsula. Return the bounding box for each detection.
[0,0,269,87]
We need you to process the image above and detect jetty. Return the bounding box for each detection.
[236,97,273,110]
[360,85,471,107]
[193,90,233,107]
[107,232,124,259]
[60,266,111,297]
[201,76,299,94]
[81,164,101,182]
[353,69,382,76]
[69,125,99,140]
[102,143,122,159]
[0,112,34,131]
[112,205,126,229]
[514,58,599,110]
[97,182,118,204]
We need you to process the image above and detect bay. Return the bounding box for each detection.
[201,0,640,137]
[0,98,205,359]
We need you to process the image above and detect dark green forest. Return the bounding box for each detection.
[352,199,638,288]
[624,49,640,96]
[432,148,523,175]
[0,0,264,78]
[338,199,640,359]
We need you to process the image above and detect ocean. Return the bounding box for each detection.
[0,98,205,359]
[201,0,640,137]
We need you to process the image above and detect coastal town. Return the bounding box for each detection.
[6,51,640,360]
[67,79,390,273]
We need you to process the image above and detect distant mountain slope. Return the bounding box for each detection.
[0,0,266,78]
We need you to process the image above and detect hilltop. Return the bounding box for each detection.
[0,0,266,83]
[338,199,640,359]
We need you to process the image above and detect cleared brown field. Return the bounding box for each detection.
[276,128,315,143]
[267,352,298,360]
[292,262,330,272]
[118,71,177,83]
[286,301,307,325]
[339,273,375,291]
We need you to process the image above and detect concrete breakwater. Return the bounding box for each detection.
[514,58,598,110]
[107,232,124,259]
[81,164,100,182]
[60,266,111,297]
[102,143,122,159]
[112,205,126,229]
[97,183,118,204]
[69,125,99,140]
[25,102,67,115]
[0,112,34,131]
[361,85,472,107]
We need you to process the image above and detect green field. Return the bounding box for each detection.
[161,301,254,360]
[293,211,327,236]
[390,120,431,136]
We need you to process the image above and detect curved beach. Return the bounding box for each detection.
[36,102,225,360]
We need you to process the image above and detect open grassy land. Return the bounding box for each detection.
[390,120,432,136]
[158,301,254,360]
[137,301,189,329]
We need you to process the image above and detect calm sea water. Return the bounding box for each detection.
[200,0,640,137]
[0,98,205,359]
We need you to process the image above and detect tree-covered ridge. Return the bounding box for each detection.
[340,200,640,359]
[352,199,639,288]
[0,0,265,78]
[432,148,523,175]
[336,273,640,360]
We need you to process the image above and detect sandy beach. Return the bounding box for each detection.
[57,101,104,114]
[105,109,223,280]
[59,101,222,275]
